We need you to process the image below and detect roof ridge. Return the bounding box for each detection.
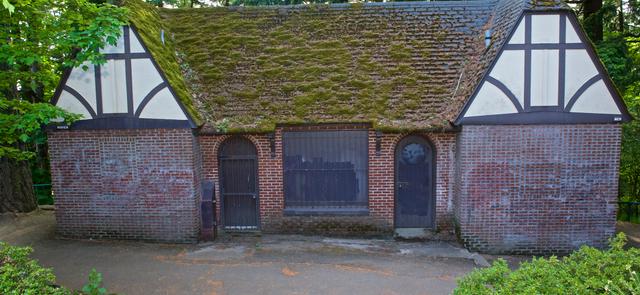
[172,0,501,12]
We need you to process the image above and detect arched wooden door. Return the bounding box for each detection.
[395,136,435,228]
[218,137,259,230]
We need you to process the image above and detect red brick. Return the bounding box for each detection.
[454,124,621,254]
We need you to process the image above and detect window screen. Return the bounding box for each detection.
[283,130,368,209]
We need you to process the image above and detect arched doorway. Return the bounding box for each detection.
[218,137,259,230]
[395,135,436,229]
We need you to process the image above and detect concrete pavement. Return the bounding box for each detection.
[1,210,484,295]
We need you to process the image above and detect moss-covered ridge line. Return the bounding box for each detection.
[122,0,202,125]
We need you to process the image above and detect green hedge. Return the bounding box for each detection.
[454,233,640,294]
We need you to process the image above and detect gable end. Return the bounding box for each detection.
[455,11,631,125]
[51,25,197,129]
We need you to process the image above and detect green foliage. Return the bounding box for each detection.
[1,0,128,93]
[81,269,107,295]
[577,0,640,199]
[33,184,54,205]
[0,243,112,295]
[0,242,68,295]
[1,0,128,161]
[620,81,640,199]
[0,99,81,160]
[454,233,640,295]
[2,0,14,13]
[596,33,640,199]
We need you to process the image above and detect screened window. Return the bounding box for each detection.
[283,130,368,211]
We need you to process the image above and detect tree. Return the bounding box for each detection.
[584,0,604,41]
[575,0,640,199]
[0,0,127,213]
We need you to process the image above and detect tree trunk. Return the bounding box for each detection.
[584,0,603,42]
[0,157,38,213]
[618,0,625,33]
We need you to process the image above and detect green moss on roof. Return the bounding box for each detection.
[122,0,202,125]
[158,2,498,133]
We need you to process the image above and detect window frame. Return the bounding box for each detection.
[281,129,370,216]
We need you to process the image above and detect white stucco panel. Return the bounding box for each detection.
[509,20,525,44]
[100,27,125,54]
[570,80,621,114]
[57,91,92,119]
[464,82,518,117]
[489,50,525,107]
[138,88,187,120]
[565,49,599,104]
[565,19,582,43]
[131,59,164,112]
[100,59,128,113]
[65,63,97,113]
[531,49,559,106]
[129,28,146,53]
[531,14,560,44]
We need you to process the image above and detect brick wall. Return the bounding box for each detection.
[455,124,621,254]
[48,128,200,243]
[199,126,457,236]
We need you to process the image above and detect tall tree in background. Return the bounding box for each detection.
[573,0,640,198]
[0,0,127,213]
[584,0,604,41]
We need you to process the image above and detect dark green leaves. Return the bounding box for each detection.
[454,233,640,295]
[0,98,81,160]
[0,0,127,160]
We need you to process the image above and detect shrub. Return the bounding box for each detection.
[0,242,68,294]
[454,233,640,295]
[81,269,107,295]
[0,243,110,295]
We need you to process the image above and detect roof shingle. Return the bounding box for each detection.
[152,0,570,132]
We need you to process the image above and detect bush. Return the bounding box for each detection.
[81,269,107,295]
[0,243,110,295]
[454,233,640,295]
[0,242,68,294]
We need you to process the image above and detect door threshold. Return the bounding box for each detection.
[220,229,261,237]
[394,228,433,239]
[222,226,260,233]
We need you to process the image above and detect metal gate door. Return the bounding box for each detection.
[219,137,258,230]
[395,135,435,228]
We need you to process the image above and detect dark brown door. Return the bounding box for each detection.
[395,136,435,228]
[219,137,258,230]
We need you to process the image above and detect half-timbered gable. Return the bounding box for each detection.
[457,11,631,124]
[51,25,196,129]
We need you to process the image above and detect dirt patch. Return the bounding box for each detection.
[281,266,298,277]
[333,263,395,277]
[616,221,640,248]
[0,209,56,244]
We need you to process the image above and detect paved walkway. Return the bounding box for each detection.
[0,210,484,295]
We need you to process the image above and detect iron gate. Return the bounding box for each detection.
[218,137,259,230]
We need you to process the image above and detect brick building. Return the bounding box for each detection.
[48,0,630,254]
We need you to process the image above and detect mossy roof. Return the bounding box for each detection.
[122,0,202,125]
[125,0,570,132]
